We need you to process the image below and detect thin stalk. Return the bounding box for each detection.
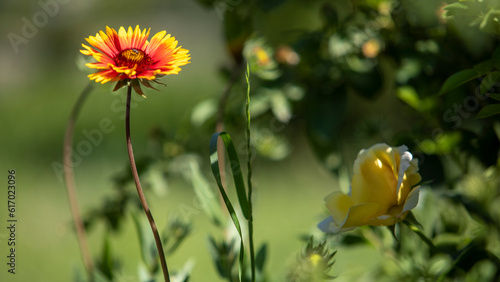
[403,221,439,254]
[63,82,94,281]
[245,65,256,282]
[125,84,170,282]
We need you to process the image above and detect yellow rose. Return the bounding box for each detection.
[319,143,422,233]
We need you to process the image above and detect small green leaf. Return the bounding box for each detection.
[443,2,468,11]
[256,244,268,273]
[270,91,292,123]
[489,93,500,102]
[397,86,421,110]
[191,99,217,127]
[493,46,500,69]
[476,103,500,118]
[96,235,116,281]
[473,59,494,75]
[387,225,398,243]
[480,71,500,95]
[131,213,156,270]
[404,211,423,230]
[439,69,481,95]
[493,122,500,141]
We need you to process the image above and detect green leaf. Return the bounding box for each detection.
[255,244,268,273]
[387,224,398,243]
[489,93,500,102]
[210,132,250,219]
[397,86,421,110]
[439,69,481,95]
[209,131,249,281]
[493,46,500,69]
[480,71,500,95]
[270,91,292,123]
[494,122,500,141]
[131,213,156,270]
[443,2,468,11]
[191,99,217,127]
[473,59,494,75]
[476,103,500,118]
[189,159,224,227]
[97,235,115,281]
[404,211,423,230]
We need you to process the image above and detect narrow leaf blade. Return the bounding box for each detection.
[476,103,500,118]
[439,69,480,95]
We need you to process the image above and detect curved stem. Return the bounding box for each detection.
[125,84,170,282]
[63,82,95,281]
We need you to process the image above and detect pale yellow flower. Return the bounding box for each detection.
[319,143,422,233]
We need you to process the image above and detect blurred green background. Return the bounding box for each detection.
[1,0,500,281]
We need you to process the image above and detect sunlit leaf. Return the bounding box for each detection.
[270,91,292,123]
[191,99,218,127]
[397,86,419,108]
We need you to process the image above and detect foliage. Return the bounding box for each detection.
[69,0,500,281]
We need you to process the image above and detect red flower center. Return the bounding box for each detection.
[116,49,152,70]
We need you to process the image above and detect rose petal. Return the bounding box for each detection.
[402,186,420,213]
[324,191,353,225]
[351,144,398,208]
[340,203,383,231]
[396,147,412,196]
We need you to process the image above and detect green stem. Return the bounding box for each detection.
[403,221,439,254]
[63,82,95,281]
[125,84,170,282]
[245,65,256,282]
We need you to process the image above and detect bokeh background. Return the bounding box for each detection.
[1,0,500,281]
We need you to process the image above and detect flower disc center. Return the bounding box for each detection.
[117,49,150,67]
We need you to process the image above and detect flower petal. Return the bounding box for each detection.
[351,144,399,209]
[395,146,412,195]
[340,203,382,231]
[402,186,420,213]
[324,191,353,226]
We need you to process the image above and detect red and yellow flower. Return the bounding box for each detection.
[80,25,190,95]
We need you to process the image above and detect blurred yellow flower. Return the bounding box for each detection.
[80,25,190,95]
[319,143,422,233]
[362,38,381,58]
